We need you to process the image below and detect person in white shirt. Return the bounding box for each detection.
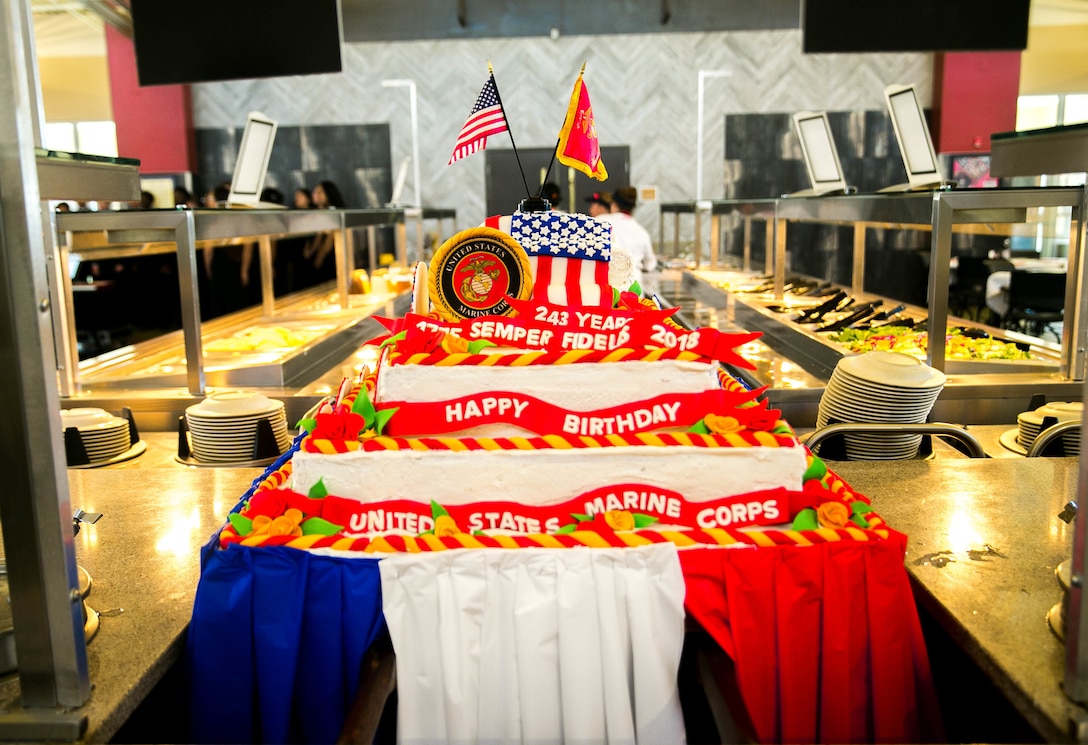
[598,186,658,295]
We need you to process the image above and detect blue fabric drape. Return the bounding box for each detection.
[188,541,385,744]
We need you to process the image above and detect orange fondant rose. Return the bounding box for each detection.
[603,510,635,531]
[250,507,304,538]
[434,514,461,537]
[440,334,471,354]
[816,501,850,530]
[704,413,743,435]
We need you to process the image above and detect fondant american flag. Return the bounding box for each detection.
[485,212,612,307]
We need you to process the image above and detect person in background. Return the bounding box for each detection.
[174,187,197,208]
[540,181,564,211]
[600,186,658,294]
[584,191,611,218]
[293,187,313,209]
[260,187,285,206]
[303,180,346,284]
[55,202,71,213]
[311,180,345,210]
[203,182,231,209]
[274,187,314,294]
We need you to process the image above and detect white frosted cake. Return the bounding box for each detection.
[223,210,852,547]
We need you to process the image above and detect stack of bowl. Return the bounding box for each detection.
[1016,401,1083,456]
[817,351,946,460]
[185,391,290,464]
[60,408,133,465]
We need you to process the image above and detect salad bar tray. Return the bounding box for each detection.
[683,270,1063,380]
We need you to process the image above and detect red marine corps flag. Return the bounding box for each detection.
[556,63,608,181]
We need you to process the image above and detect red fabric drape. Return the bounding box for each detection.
[680,540,944,744]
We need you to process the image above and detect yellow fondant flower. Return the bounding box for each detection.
[603,510,635,531]
[434,514,461,537]
[816,501,850,530]
[704,413,743,435]
[441,334,471,354]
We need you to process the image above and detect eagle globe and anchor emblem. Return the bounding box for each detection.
[429,226,532,320]
[460,256,501,303]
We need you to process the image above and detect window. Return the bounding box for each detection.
[1016,93,1088,130]
[42,121,117,157]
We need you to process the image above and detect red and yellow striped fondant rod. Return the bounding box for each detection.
[303,428,796,454]
[390,347,709,367]
[221,516,891,554]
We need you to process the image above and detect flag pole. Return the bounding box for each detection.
[488,61,533,202]
[540,62,586,200]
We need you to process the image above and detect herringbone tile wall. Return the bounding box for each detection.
[191,29,931,248]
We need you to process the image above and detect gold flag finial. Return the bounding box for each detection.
[488,60,494,75]
[580,61,586,75]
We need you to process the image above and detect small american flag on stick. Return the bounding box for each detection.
[448,75,508,165]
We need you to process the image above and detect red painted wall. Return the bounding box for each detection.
[104,25,194,174]
[932,51,1021,154]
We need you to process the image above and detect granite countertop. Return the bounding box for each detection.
[835,458,1086,743]
[2,431,1085,742]
[0,457,261,743]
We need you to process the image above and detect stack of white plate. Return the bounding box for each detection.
[185,391,290,464]
[1016,401,1083,456]
[60,408,132,465]
[818,351,946,460]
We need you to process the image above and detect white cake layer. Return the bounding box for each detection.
[291,443,807,507]
[376,359,721,410]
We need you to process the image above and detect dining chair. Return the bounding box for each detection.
[1001,270,1065,340]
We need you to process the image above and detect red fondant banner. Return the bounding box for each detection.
[319,484,796,536]
[392,309,760,366]
[379,389,760,436]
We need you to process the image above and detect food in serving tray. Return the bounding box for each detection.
[204,325,327,353]
[828,325,1032,360]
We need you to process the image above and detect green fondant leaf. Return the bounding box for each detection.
[228,513,253,536]
[297,417,318,433]
[802,456,828,482]
[570,513,592,523]
[308,478,328,500]
[850,513,871,529]
[772,423,793,435]
[633,514,659,528]
[792,508,818,531]
[849,501,869,517]
[628,280,642,297]
[688,419,711,435]
[431,500,450,519]
[351,388,378,427]
[555,524,578,535]
[472,530,487,536]
[374,407,398,435]
[467,339,496,354]
[379,331,407,349]
[612,287,621,307]
[301,516,342,536]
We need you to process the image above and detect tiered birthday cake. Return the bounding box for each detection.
[218,211,886,551]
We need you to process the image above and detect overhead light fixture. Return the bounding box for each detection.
[381,79,421,208]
